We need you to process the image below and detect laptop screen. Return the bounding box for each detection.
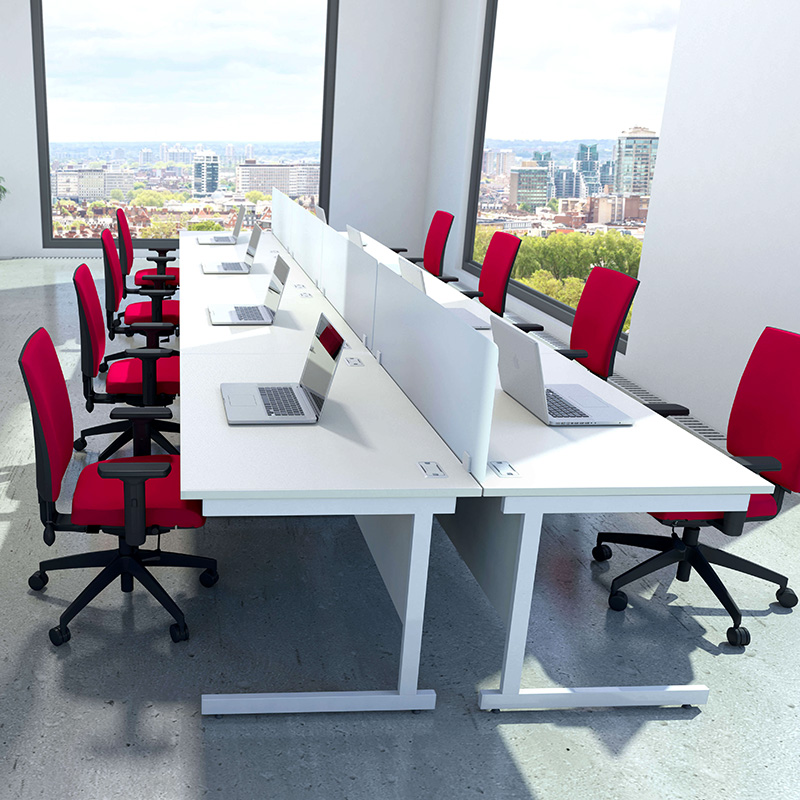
[243,224,262,266]
[264,256,290,316]
[299,315,345,415]
[231,204,244,238]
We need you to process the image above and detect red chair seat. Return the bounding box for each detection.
[106,355,180,396]
[134,267,180,287]
[123,299,180,326]
[71,455,204,528]
[650,492,778,524]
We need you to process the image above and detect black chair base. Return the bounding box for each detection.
[76,419,180,461]
[29,541,218,646]
[593,526,797,646]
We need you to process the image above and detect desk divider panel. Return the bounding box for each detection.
[319,226,378,349]
[372,265,497,482]
[291,204,325,287]
[270,188,291,250]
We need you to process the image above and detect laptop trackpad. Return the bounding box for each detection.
[228,393,258,407]
[559,385,609,408]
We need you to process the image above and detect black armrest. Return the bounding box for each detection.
[732,455,782,474]
[137,274,175,284]
[146,255,177,264]
[389,247,408,254]
[149,246,177,258]
[124,347,178,360]
[407,256,423,264]
[128,322,175,333]
[110,406,173,421]
[461,290,484,299]
[439,275,459,283]
[645,403,690,417]
[97,459,172,546]
[556,348,589,360]
[514,322,544,333]
[138,288,175,298]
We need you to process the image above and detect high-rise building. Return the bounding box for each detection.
[244,143,254,160]
[614,126,659,196]
[235,161,320,198]
[54,168,105,201]
[193,151,219,196]
[138,148,153,166]
[482,148,513,177]
[509,167,549,209]
[552,167,586,200]
[575,143,601,195]
[167,145,193,164]
[225,143,235,166]
[159,142,169,162]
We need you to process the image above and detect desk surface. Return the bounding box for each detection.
[179,230,369,356]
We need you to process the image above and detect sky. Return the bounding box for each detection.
[486,0,681,141]
[42,0,328,143]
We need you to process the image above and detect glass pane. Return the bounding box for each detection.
[474,0,680,326]
[41,1,327,240]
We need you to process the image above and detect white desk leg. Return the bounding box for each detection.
[202,512,436,715]
[441,498,710,712]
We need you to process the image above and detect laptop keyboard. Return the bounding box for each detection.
[545,389,589,418]
[213,236,233,243]
[235,306,263,321]
[220,262,246,271]
[259,386,305,417]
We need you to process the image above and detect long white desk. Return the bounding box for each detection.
[178,230,482,715]
[438,345,772,711]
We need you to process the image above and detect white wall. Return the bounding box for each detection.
[623,0,800,432]
[328,0,444,255]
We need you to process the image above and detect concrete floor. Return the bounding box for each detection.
[1,257,798,800]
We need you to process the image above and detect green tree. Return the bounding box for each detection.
[130,190,167,208]
[188,220,224,231]
[0,176,7,203]
[140,219,178,238]
[547,198,559,212]
[109,189,124,202]
[246,190,266,205]
[589,229,642,277]
[133,181,146,190]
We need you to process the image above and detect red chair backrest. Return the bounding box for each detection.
[727,326,800,493]
[116,208,134,278]
[73,264,107,377]
[570,267,639,379]
[477,231,521,316]
[18,328,74,503]
[101,228,124,313]
[422,210,454,277]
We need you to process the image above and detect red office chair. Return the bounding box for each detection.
[461,231,543,333]
[117,208,179,298]
[593,326,798,646]
[101,228,180,372]
[400,210,458,282]
[19,328,217,647]
[73,263,180,460]
[555,266,639,379]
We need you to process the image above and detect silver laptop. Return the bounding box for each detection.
[201,225,262,274]
[197,205,244,245]
[491,317,633,426]
[448,306,490,330]
[346,225,365,247]
[221,314,345,425]
[208,256,291,325]
[399,260,426,293]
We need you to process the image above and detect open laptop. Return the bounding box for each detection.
[346,225,366,247]
[221,314,345,425]
[208,256,291,325]
[197,205,244,245]
[201,225,262,274]
[491,317,633,426]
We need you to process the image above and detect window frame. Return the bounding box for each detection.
[30,0,338,250]
[461,0,629,349]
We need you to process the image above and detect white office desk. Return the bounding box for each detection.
[178,230,369,357]
[179,230,482,714]
[438,346,773,711]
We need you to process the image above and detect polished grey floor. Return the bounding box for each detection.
[1,257,798,800]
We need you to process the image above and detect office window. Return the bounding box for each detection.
[32,0,335,246]
[467,0,679,328]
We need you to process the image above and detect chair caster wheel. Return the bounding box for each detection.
[49,626,71,646]
[28,571,49,591]
[73,437,87,452]
[777,587,798,608]
[199,569,219,588]
[592,544,612,562]
[99,362,109,373]
[608,590,628,611]
[726,626,750,647]
[170,623,189,643]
